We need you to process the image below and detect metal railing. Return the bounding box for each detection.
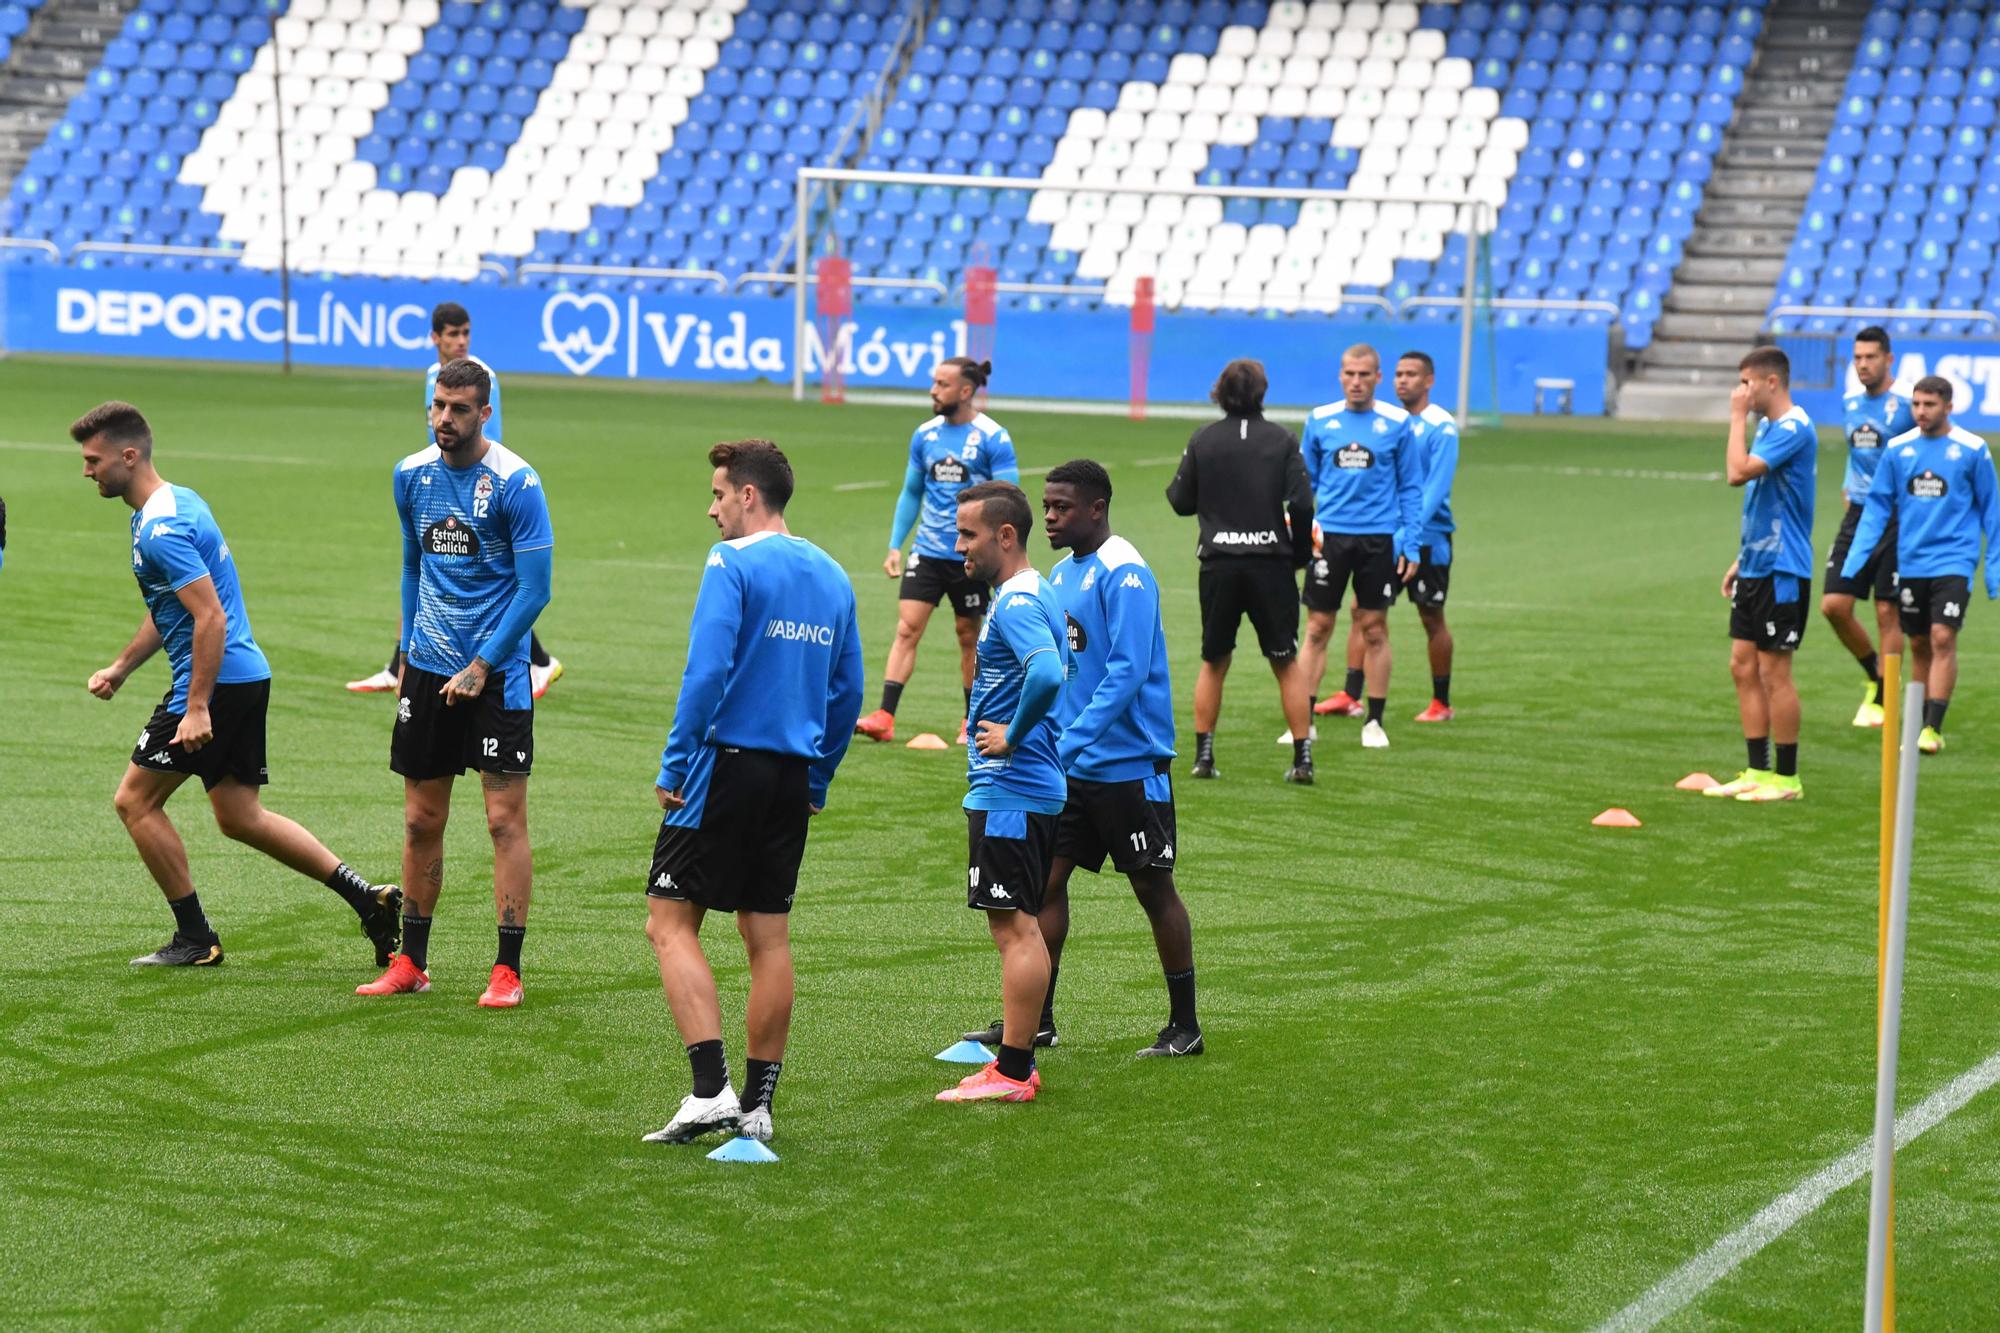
[0,236,61,259]
[516,262,726,290]
[1767,304,2000,332]
[737,270,949,298]
[67,241,514,280]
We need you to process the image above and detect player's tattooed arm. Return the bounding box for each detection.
[440,656,492,704]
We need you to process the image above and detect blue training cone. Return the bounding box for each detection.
[935,1039,994,1064]
[707,1136,779,1163]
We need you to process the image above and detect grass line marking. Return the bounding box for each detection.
[1473,463,1723,483]
[1596,1049,2000,1332]
[832,479,889,492]
[0,438,318,467]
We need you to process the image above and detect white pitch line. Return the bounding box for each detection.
[832,479,889,492]
[1475,462,1722,483]
[1597,1049,2000,1332]
[0,438,317,467]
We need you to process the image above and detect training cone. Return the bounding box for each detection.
[1675,772,1718,792]
[935,1039,994,1064]
[707,1136,780,1164]
[1592,807,1643,828]
[906,733,949,750]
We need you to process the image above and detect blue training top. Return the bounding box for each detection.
[1841,387,1914,500]
[1300,398,1425,559]
[1049,535,1175,784]
[657,529,866,819]
[966,567,1071,814]
[130,483,270,711]
[1738,405,1817,579]
[1407,401,1460,558]
[891,412,1019,560]
[1847,425,2000,593]
[394,439,553,710]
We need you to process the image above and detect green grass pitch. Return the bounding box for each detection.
[3,356,1998,1327]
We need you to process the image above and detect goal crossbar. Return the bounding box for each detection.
[790,165,1487,421]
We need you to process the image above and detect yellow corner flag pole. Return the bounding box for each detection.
[1873,653,1902,1331]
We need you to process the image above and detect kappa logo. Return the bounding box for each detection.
[1121,572,1144,589]
[654,872,675,890]
[397,696,412,723]
[148,749,174,764]
[522,473,540,488]
[1006,595,1032,609]
[707,551,725,567]
[1785,629,1799,644]
[516,750,527,762]
[988,882,1010,901]
[1160,843,1175,861]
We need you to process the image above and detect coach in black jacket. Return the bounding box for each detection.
[1166,359,1318,783]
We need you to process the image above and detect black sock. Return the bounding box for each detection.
[1924,698,1949,732]
[1165,967,1198,1029]
[402,912,432,970]
[743,1058,783,1113]
[1344,667,1365,698]
[1292,736,1312,768]
[386,642,402,675]
[528,632,551,669]
[1367,696,1385,724]
[496,924,525,971]
[1747,736,1771,771]
[1775,742,1798,778]
[687,1038,729,1099]
[997,1043,1034,1082]
[963,687,972,718]
[1433,674,1451,707]
[1040,964,1059,1030]
[1308,695,1317,715]
[323,862,375,913]
[880,679,904,716]
[169,891,215,941]
[1860,650,1880,684]
[1195,732,1214,764]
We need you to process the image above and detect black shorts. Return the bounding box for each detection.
[1055,765,1178,876]
[647,747,811,914]
[1304,533,1399,612]
[131,679,271,791]
[390,665,534,781]
[1897,574,1970,636]
[1730,572,1810,653]
[1197,559,1299,662]
[966,808,1058,914]
[1825,503,1898,601]
[900,552,988,618]
[1387,541,1453,610]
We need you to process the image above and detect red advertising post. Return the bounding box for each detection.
[965,252,997,411]
[1129,276,1156,421]
[816,250,852,404]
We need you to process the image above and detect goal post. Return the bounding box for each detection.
[789,165,1490,421]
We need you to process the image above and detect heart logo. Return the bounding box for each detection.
[538,292,620,375]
